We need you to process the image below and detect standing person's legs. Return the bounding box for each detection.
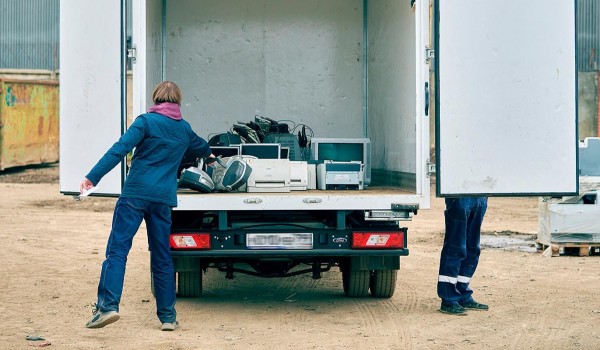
[144,202,177,328]
[437,198,468,310]
[457,197,488,309]
[87,198,144,328]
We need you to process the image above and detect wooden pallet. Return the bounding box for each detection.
[536,242,600,257]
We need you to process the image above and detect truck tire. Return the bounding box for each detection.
[369,270,397,298]
[342,270,370,297]
[177,271,202,298]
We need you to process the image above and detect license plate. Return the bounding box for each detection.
[246,233,313,250]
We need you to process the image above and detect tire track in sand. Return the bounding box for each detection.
[349,279,418,349]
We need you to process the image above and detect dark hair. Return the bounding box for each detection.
[152,81,182,105]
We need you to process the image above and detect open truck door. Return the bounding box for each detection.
[435,0,578,197]
[59,0,127,196]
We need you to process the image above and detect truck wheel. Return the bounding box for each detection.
[177,271,202,297]
[369,270,397,298]
[342,270,370,297]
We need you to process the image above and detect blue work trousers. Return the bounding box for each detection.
[437,197,487,305]
[95,197,177,323]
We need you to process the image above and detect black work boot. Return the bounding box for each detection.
[459,300,489,311]
[439,303,468,316]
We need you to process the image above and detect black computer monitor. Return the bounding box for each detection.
[239,143,281,159]
[211,146,241,158]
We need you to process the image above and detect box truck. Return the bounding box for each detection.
[59,0,578,298]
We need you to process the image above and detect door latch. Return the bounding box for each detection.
[427,160,436,177]
[425,46,435,63]
[127,45,137,63]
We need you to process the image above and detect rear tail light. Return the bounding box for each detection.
[352,232,404,249]
[170,233,211,249]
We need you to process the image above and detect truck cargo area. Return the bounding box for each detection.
[137,0,430,212]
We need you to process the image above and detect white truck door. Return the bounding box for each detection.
[435,0,577,196]
[59,0,125,196]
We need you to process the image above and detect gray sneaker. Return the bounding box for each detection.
[86,309,120,329]
[161,321,180,331]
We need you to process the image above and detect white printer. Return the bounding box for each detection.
[245,158,291,192]
[316,160,364,190]
[290,161,309,191]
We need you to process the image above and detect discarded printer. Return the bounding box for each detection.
[289,161,309,191]
[316,160,364,190]
[245,158,291,192]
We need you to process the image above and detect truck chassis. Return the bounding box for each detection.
[163,209,409,298]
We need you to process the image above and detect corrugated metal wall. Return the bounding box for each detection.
[0,0,59,70]
[578,0,600,72]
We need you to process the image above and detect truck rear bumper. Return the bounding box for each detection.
[170,248,409,258]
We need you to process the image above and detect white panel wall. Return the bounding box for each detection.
[59,0,123,195]
[367,0,417,174]
[437,0,577,195]
[164,0,364,139]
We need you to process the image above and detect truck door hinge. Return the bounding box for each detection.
[425,46,435,63]
[427,160,436,177]
[127,45,137,63]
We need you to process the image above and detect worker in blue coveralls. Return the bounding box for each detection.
[437,197,489,315]
[80,81,213,330]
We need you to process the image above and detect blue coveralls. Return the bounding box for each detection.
[437,197,488,306]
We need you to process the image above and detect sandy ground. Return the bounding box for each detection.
[0,164,599,349]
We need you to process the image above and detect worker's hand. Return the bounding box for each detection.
[80,177,94,194]
[205,154,218,166]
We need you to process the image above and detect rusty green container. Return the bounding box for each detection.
[0,79,59,171]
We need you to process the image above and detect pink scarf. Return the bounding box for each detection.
[147,102,182,120]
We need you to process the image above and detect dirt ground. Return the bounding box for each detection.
[1,163,599,349]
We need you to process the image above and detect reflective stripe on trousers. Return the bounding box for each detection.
[437,197,487,305]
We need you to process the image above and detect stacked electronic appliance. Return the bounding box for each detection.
[179,136,372,193]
